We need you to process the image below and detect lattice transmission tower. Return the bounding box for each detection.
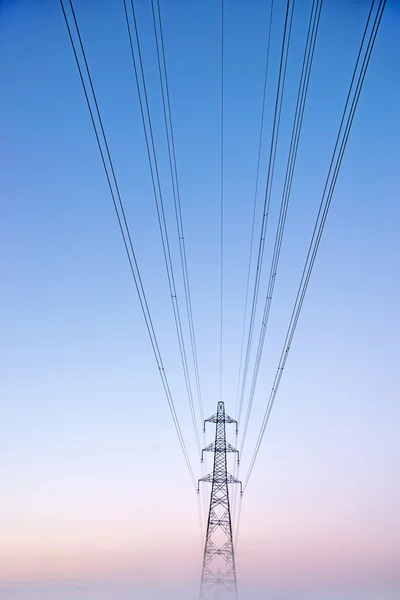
[198,401,242,599]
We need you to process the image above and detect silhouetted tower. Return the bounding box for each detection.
[198,401,242,599]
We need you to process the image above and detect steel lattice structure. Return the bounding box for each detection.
[198,401,242,599]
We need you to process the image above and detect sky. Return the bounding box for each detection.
[1,0,399,598]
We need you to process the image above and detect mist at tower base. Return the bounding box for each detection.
[0,583,398,600]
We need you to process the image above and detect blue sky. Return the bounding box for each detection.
[1,0,399,598]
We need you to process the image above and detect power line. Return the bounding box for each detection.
[243,0,387,492]
[237,0,295,426]
[220,0,225,404]
[234,492,243,550]
[234,0,275,420]
[123,0,202,454]
[151,0,204,425]
[240,0,323,454]
[232,0,275,532]
[59,0,196,488]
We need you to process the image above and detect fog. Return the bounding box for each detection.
[0,583,399,600]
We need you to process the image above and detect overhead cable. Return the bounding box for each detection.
[123,0,201,453]
[243,0,387,492]
[240,0,323,454]
[220,0,225,403]
[234,0,275,420]
[60,0,197,488]
[237,0,295,425]
[151,0,204,425]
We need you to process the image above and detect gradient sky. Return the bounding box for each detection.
[1,0,399,598]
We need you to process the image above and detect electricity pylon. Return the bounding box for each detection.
[198,401,242,599]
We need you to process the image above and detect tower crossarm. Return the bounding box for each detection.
[201,441,240,464]
[197,472,242,495]
[203,401,238,434]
